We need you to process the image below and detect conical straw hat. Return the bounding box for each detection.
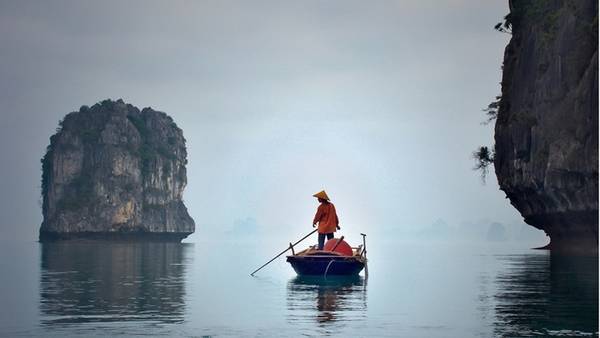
[312,190,330,201]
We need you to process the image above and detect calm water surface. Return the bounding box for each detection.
[0,236,597,337]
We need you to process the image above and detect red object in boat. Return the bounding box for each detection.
[324,238,353,256]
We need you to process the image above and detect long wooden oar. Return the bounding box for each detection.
[250,228,318,276]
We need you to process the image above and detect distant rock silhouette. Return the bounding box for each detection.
[417,218,454,239]
[486,222,508,242]
[227,217,260,236]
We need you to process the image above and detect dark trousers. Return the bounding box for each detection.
[318,233,334,250]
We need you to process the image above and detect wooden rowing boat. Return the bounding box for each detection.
[286,244,367,276]
[250,231,368,277]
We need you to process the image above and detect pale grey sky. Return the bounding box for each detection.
[0,0,536,242]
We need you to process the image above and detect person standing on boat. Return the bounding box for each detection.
[312,190,340,250]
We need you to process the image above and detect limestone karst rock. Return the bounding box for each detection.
[40,99,195,241]
[495,1,598,253]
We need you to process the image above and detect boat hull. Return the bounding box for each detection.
[286,255,365,276]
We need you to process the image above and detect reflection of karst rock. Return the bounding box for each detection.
[492,254,598,336]
[40,99,194,241]
[494,1,598,253]
[39,242,190,325]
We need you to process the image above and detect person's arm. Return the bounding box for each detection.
[333,205,340,229]
[312,205,323,227]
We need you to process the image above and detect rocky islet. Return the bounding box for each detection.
[40,99,195,241]
[494,0,598,253]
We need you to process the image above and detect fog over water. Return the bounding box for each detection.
[0,1,546,246]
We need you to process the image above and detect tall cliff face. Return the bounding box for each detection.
[495,1,598,253]
[40,99,195,241]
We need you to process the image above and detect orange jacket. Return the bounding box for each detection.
[313,202,339,234]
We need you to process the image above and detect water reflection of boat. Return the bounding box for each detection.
[287,275,367,325]
[39,241,191,326]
